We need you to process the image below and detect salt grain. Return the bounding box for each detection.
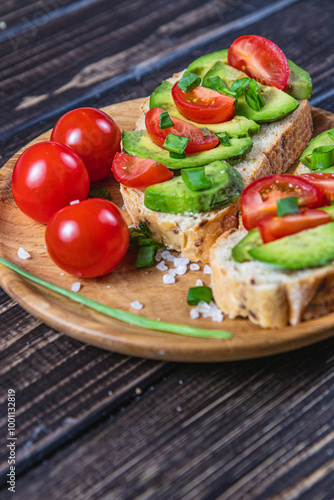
[161,250,176,262]
[196,279,203,287]
[190,308,200,319]
[17,247,31,260]
[156,261,168,271]
[175,265,187,276]
[168,268,177,276]
[155,248,164,262]
[71,282,81,293]
[130,300,143,310]
[190,263,200,271]
[163,274,175,284]
[204,264,212,275]
[174,257,189,267]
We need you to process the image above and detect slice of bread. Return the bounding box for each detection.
[121,75,313,262]
[209,228,334,328]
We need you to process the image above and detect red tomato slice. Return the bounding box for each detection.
[241,174,324,230]
[228,35,289,90]
[145,107,219,153]
[112,152,173,189]
[258,208,331,243]
[301,173,334,204]
[171,83,236,124]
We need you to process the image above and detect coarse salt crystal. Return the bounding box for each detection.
[71,282,81,293]
[168,268,177,276]
[196,279,203,287]
[163,274,175,284]
[17,247,31,259]
[174,257,189,267]
[161,250,175,262]
[130,300,143,310]
[175,265,187,276]
[156,261,168,271]
[197,300,211,314]
[190,263,200,271]
[203,265,212,274]
[70,199,80,205]
[155,248,164,262]
[190,308,200,319]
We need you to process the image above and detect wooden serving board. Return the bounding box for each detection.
[1,100,334,362]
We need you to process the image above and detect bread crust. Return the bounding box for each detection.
[121,75,313,262]
[210,229,334,328]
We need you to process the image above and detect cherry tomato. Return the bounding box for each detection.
[145,107,219,153]
[228,35,289,90]
[301,173,334,204]
[241,174,324,230]
[12,141,90,224]
[171,83,235,124]
[51,107,121,182]
[258,209,331,243]
[45,198,129,278]
[112,152,173,189]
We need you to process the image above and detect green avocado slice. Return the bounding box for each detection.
[185,49,228,78]
[300,128,334,168]
[149,80,260,137]
[122,131,253,170]
[249,222,334,269]
[202,61,299,123]
[232,228,263,262]
[144,161,243,214]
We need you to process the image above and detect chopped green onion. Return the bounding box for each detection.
[169,151,186,159]
[187,286,213,305]
[327,130,334,141]
[163,134,189,155]
[88,186,111,201]
[245,80,265,111]
[136,245,155,268]
[208,76,237,98]
[201,127,211,137]
[159,111,174,130]
[216,131,231,147]
[311,145,334,170]
[230,77,251,96]
[129,221,164,250]
[177,72,201,92]
[181,167,213,191]
[276,197,299,217]
[0,257,232,339]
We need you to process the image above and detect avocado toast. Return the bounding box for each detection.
[119,39,313,262]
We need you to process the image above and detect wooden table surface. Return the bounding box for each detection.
[1,1,334,498]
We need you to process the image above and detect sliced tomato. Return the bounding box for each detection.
[258,209,331,243]
[171,84,235,124]
[145,107,219,153]
[301,173,334,204]
[112,152,173,189]
[241,174,324,230]
[228,35,289,90]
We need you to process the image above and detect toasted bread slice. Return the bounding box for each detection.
[209,228,334,328]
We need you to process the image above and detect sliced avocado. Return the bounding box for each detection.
[185,49,228,78]
[249,222,334,269]
[150,80,260,136]
[144,161,243,214]
[300,129,334,168]
[232,228,263,262]
[202,62,299,123]
[319,205,334,218]
[286,60,312,100]
[122,131,253,170]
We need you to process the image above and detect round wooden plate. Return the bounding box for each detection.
[1,100,334,362]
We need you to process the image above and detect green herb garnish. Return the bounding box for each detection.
[311,145,334,170]
[163,134,189,155]
[129,221,164,268]
[136,246,156,268]
[177,72,201,92]
[159,111,174,130]
[88,186,111,201]
[208,76,265,112]
[169,151,186,159]
[0,257,232,339]
[208,76,237,98]
[187,286,213,305]
[245,80,265,111]
[276,197,299,217]
[216,131,231,147]
[181,167,213,191]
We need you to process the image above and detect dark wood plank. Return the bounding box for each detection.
[6,339,333,499]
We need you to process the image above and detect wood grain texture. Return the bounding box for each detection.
[1,101,334,363]
[8,341,334,499]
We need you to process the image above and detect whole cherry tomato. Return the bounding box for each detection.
[228,35,289,90]
[145,107,219,153]
[51,107,121,182]
[112,152,173,188]
[45,198,129,278]
[12,141,90,224]
[171,83,235,123]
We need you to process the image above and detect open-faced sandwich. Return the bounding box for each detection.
[114,35,313,262]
